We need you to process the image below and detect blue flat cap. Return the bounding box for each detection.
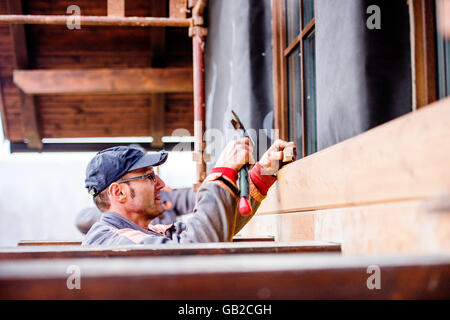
[85,146,168,197]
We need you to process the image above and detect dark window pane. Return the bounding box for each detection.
[304,32,317,155]
[436,0,450,99]
[287,46,302,156]
[436,34,450,99]
[302,0,315,28]
[446,41,450,97]
[285,0,300,45]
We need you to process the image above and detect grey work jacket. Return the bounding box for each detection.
[82,172,265,245]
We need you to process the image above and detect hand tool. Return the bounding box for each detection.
[230,110,254,216]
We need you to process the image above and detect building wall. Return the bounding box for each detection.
[316,0,412,150]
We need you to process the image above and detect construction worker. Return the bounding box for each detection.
[75,187,195,234]
[82,138,296,245]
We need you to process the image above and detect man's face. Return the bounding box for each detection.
[120,166,166,219]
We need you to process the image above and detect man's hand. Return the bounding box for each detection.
[214,138,255,171]
[258,139,297,175]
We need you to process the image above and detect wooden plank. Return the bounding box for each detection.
[232,236,275,242]
[244,198,450,255]
[7,0,42,149]
[17,240,82,246]
[257,97,450,215]
[272,0,289,141]
[13,68,193,95]
[0,254,448,299]
[312,199,450,255]
[10,141,195,153]
[107,0,125,17]
[149,1,167,148]
[410,0,437,109]
[18,90,42,148]
[170,0,188,18]
[6,0,27,68]
[14,236,277,247]
[0,241,341,260]
[0,15,191,27]
[149,93,165,147]
[0,78,8,137]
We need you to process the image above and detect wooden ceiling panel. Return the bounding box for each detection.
[165,92,194,136]
[0,1,7,13]
[25,0,108,16]
[33,93,194,139]
[0,26,13,80]
[38,95,151,138]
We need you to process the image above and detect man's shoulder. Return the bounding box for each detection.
[81,221,111,246]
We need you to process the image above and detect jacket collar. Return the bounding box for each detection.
[101,211,153,234]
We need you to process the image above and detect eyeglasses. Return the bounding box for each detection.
[116,172,157,184]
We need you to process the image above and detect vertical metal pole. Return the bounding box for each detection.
[190,0,208,188]
[192,28,207,186]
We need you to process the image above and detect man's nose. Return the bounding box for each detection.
[155,175,165,190]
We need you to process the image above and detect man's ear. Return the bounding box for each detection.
[108,183,126,203]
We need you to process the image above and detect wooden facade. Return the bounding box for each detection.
[240,97,450,254]
[240,0,450,256]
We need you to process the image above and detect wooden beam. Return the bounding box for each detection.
[409,0,437,109]
[149,1,168,148]
[149,93,165,148]
[10,142,195,153]
[0,15,191,27]
[243,199,450,255]
[271,0,289,141]
[6,1,27,68]
[107,0,125,17]
[13,68,193,95]
[0,254,448,299]
[257,97,450,215]
[233,236,275,242]
[170,0,188,18]
[17,241,82,246]
[0,79,8,139]
[18,89,42,149]
[13,235,277,247]
[7,0,42,149]
[0,241,341,260]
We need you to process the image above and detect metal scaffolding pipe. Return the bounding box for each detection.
[191,0,208,186]
[0,15,191,27]
[192,32,207,185]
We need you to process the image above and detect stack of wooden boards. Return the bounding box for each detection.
[239,97,450,256]
[0,240,449,299]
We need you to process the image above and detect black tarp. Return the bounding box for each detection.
[204,0,412,164]
[316,0,412,150]
[204,0,274,168]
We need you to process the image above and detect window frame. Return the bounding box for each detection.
[272,0,316,158]
[409,0,438,109]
